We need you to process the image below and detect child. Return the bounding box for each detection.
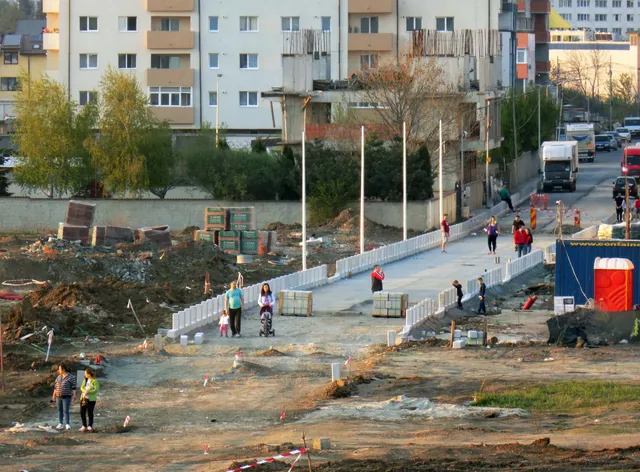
[452,280,463,309]
[219,310,229,337]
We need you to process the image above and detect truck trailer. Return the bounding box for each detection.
[565,123,595,162]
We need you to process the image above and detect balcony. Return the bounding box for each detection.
[42,0,59,13]
[530,0,550,13]
[535,30,550,43]
[146,68,194,87]
[517,0,527,12]
[348,33,393,52]
[146,0,194,12]
[146,31,194,49]
[151,106,194,125]
[536,60,551,73]
[348,0,393,14]
[517,17,533,32]
[43,32,59,50]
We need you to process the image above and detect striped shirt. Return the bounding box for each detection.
[54,373,77,398]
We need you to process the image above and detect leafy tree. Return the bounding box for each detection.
[613,72,638,104]
[408,144,433,200]
[18,0,33,18]
[276,144,300,200]
[0,0,22,33]
[142,122,183,199]
[0,158,11,197]
[13,72,97,197]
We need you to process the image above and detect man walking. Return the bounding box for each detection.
[371,265,385,293]
[477,278,487,314]
[499,187,515,212]
[615,193,624,223]
[514,226,527,258]
[441,214,450,253]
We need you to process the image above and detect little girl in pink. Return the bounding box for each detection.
[219,311,229,337]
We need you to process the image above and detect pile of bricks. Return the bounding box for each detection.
[135,225,172,250]
[91,225,134,246]
[372,292,408,318]
[57,201,96,245]
[278,290,313,316]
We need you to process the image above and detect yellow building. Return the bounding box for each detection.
[0,20,47,119]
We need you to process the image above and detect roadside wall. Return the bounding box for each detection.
[508,150,540,188]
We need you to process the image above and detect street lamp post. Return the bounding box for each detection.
[215,74,222,147]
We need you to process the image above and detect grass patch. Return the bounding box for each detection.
[473,381,640,412]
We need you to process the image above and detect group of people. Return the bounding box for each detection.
[484,214,534,258]
[51,365,100,432]
[615,193,640,223]
[452,277,488,314]
[218,282,274,337]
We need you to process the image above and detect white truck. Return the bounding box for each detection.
[539,141,579,193]
[565,123,595,162]
[624,116,640,138]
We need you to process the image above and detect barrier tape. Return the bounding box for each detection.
[2,279,48,287]
[225,448,307,472]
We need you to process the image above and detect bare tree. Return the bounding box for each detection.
[556,49,609,99]
[613,72,638,104]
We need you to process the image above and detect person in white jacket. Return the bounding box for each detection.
[258,283,274,320]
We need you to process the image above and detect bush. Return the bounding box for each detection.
[308,179,353,225]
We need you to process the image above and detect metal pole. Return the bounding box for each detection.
[609,59,613,131]
[360,125,365,254]
[439,120,444,222]
[302,130,307,270]
[537,86,541,149]
[557,200,564,240]
[460,116,464,192]
[402,121,407,241]
[485,99,491,207]
[626,156,631,240]
[215,74,222,147]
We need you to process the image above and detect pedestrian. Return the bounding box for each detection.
[79,367,100,432]
[371,265,384,293]
[452,280,463,309]
[258,283,274,318]
[219,310,229,337]
[498,187,515,212]
[524,228,533,255]
[484,216,500,254]
[514,226,527,258]
[441,214,450,253]
[511,215,525,234]
[224,281,244,338]
[51,363,76,431]
[477,278,487,314]
[615,193,624,223]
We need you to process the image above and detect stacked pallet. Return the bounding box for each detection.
[134,225,172,249]
[91,225,134,246]
[597,222,640,240]
[372,292,408,318]
[57,201,96,245]
[278,290,313,316]
[229,207,256,231]
[218,230,242,254]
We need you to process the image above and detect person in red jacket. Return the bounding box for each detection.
[514,226,527,258]
[371,265,385,293]
[441,214,450,253]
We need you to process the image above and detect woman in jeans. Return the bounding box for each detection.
[484,216,500,255]
[80,367,100,432]
[52,363,76,430]
[524,228,534,255]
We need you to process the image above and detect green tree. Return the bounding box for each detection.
[613,72,638,104]
[142,122,183,199]
[408,144,433,200]
[276,144,300,200]
[0,159,12,197]
[0,0,22,33]
[18,0,33,18]
[13,73,97,197]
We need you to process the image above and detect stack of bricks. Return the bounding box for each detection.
[278,290,313,316]
[372,292,408,318]
[134,225,172,250]
[91,226,134,246]
[57,201,96,245]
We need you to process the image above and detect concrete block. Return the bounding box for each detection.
[154,333,163,350]
[180,335,188,347]
[312,438,331,451]
[194,332,204,345]
[468,330,478,339]
[386,330,396,347]
[453,340,466,349]
[454,329,462,339]
[167,329,179,339]
[157,328,169,335]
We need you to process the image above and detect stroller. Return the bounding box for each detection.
[259,306,275,337]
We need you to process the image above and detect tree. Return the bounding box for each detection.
[88,67,157,195]
[555,49,609,100]
[0,0,22,33]
[18,0,33,18]
[0,158,12,197]
[613,72,638,104]
[142,122,184,199]
[13,72,97,197]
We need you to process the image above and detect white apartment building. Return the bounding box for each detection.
[42,0,500,133]
[552,0,640,38]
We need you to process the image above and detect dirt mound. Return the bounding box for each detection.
[384,338,448,353]
[319,208,380,233]
[256,348,287,357]
[232,361,274,376]
[265,222,301,231]
[322,374,375,399]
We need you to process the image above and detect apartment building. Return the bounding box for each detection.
[552,0,640,38]
[42,0,501,134]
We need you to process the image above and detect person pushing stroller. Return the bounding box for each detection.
[258,283,275,337]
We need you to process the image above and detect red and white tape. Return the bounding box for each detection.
[225,448,307,472]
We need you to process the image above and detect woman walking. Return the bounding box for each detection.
[52,363,76,431]
[258,283,274,318]
[524,228,534,255]
[80,367,100,432]
[484,216,500,254]
[224,281,244,338]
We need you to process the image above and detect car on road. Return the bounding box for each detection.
[616,127,632,143]
[605,132,623,148]
[613,176,638,198]
[595,134,612,152]
[607,134,619,150]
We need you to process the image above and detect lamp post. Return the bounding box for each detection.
[402,121,407,241]
[215,73,223,147]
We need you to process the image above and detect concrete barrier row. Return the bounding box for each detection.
[572,225,599,240]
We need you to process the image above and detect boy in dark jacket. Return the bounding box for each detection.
[371,265,384,293]
[452,280,463,309]
[477,277,487,314]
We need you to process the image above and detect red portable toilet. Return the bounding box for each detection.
[593,257,634,312]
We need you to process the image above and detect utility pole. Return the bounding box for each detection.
[485,98,491,207]
[557,200,564,240]
[460,116,465,197]
[537,86,541,150]
[625,156,631,240]
[609,59,613,131]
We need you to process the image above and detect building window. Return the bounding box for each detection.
[577,13,590,21]
[79,16,98,32]
[239,53,258,69]
[0,77,18,91]
[161,18,180,31]
[209,16,219,32]
[577,0,590,6]
[348,102,379,109]
[321,16,331,32]
[79,54,98,69]
[628,14,635,21]
[613,27,622,34]
[118,16,137,32]
[595,27,608,32]
[150,54,181,69]
[209,53,219,69]
[560,13,572,20]
[436,17,455,32]
[209,91,217,107]
[559,0,572,6]
[239,91,258,107]
[79,91,97,106]
[360,54,378,70]
[595,14,607,21]
[149,87,192,107]
[118,54,137,69]
[516,48,527,64]
[3,52,18,64]
[240,16,258,32]
[406,17,422,31]
[629,0,634,5]
[281,16,300,32]
[360,17,379,34]
[612,0,622,6]
[613,14,621,21]
[595,0,607,5]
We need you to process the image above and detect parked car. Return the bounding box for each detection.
[606,131,623,148]
[607,134,619,150]
[613,176,638,198]
[595,134,612,152]
[616,127,632,143]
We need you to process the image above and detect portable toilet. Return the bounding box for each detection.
[593,257,634,312]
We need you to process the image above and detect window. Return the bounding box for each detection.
[595,14,607,21]
[613,27,623,34]
[118,54,136,69]
[209,91,217,107]
[360,54,378,69]
[0,77,18,91]
[208,53,219,69]
[281,16,300,32]
[321,16,331,32]
[149,87,192,107]
[595,0,606,5]
[595,27,608,32]
[360,16,379,33]
[161,18,180,31]
[577,0,590,5]
[79,54,98,69]
[118,16,137,32]
[239,53,258,69]
[436,17,455,32]
[577,13,590,21]
[406,17,422,31]
[239,91,258,107]
[209,16,219,32]
[628,14,635,21]
[348,102,379,108]
[560,13,572,20]
[150,54,181,69]
[79,16,98,32]
[240,16,258,32]
[79,91,97,106]
[559,0,572,6]
[3,52,18,64]
[629,0,635,5]
[613,0,622,6]
[516,48,527,64]
[613,14,621,21]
